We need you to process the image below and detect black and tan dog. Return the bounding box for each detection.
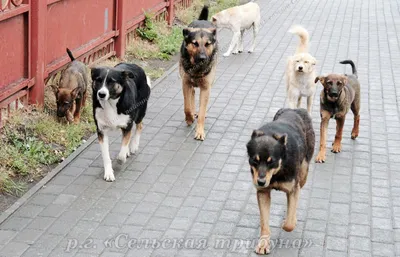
[179,5,218,141]
[315,60,360,163]
[246,108,315,255]
[51,48,88,124]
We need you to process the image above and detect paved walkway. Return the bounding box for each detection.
[2,0,400,256]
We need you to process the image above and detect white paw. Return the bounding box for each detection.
[232,51,238,55]
[104,168,115,182]
[130,142,139,154]
[223,52,230,57]
[117,152,129,164]
[248,49,254,53]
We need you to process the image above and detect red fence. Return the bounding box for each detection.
[0,0,191,127]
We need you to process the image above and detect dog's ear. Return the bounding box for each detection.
[209,27,216,36]
[121,71,135,80]
[70,87,81,99]
[273,133,287,146]
[183,28,190,39]
[91,67,102,81]
[341,75,348,86]
[312,57,317,65]
[315,76,324,84]
[251,130,265,139]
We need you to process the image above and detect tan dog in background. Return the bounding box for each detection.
[285,25,317,114]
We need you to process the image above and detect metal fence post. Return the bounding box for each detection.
[29,0,47,106]
[115,0,127,58]
[167,0,174,25]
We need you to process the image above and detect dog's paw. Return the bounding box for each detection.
[315,152,326,163]
[185,114,195,126]
[331,142,342,153]
[255,236,270,255]
[194,129,205,141]
[248,49,254,53]
[117,152,129,164]
[223,52,231,57]
[232,51,238,55]
[351,131,358,140]
[282,219,296,232]
[130,142,139,154]
[104,169,115,182]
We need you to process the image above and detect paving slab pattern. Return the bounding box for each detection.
[1,0,400,256]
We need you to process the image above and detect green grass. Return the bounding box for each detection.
[0,102,95,196]
[128,14,183,61]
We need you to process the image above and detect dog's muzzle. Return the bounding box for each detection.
[297,66,304,72]
[257,178,266,187]
[57,110,65,117]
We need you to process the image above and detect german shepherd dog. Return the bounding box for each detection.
[179,5,218,141]
[246,108,315,254]
[314,60,360,163]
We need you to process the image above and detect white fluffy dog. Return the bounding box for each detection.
[211,1,260,57]
[285,25,317,114]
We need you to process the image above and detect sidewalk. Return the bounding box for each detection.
[1,0,400,256]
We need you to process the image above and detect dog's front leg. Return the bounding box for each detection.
[332,116,345,153]
[73,98,82,124]
[306,95,314,115]
[117,127,132,164]
[98,131,115,182]
[224,31,240,57]
[315,110,330,163]
[194,86,210,141]
[130,122,143,154]
[255,190,271,255]
[183,83,195,126]
[282,183,300,232]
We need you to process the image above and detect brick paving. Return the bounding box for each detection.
[1,0,400,256]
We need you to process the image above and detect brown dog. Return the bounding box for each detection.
[315,60,360,163]
[51,48,88,124]
[179,5,218,141]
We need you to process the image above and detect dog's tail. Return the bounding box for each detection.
[66,48,75,61]
[339,60,358,78]
[288,25,309,54]
[198,5,209,20]
[146,76,152,89]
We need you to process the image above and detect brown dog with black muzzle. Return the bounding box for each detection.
[50,48,88,124]
[315,60,360,163]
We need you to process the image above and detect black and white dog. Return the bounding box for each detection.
[91,63,151,181]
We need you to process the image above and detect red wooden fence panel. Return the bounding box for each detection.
[0,0,192,128]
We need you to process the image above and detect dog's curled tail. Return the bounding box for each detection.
[288,25,309,54]
[66,48,75,61]
[339,60,358,78]
[146,76,152,89]
[198,5,209,20]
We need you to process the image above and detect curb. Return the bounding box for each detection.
[0,62,180,225]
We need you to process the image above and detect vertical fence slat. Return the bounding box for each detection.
[167,0,174,25]
[29,0,46,106]
[115,0,127,58]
